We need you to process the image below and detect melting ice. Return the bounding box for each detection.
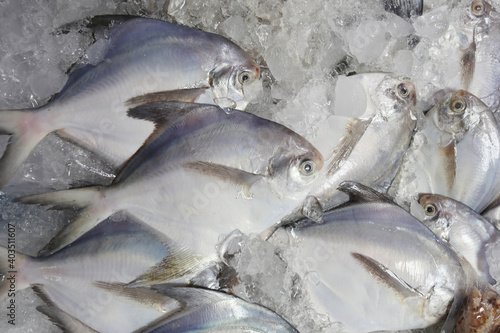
[1,0,500,332]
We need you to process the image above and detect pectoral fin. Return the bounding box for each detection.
[460,39,476,90]
[127,100,208,128]
[126,88,209,108]
[327,118,371,176]
[439,140,456,193]
[351,252,423,301]
[184,161,264,198]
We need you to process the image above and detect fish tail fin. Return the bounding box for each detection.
[15,186,102,209]
[16,186,114,255]
[37,304,98,333]
[0,245,33,300]
[0,109,49,189]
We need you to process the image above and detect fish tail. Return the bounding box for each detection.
[15,186,103,209]
[0,245,32,300]
[0,109,49,189]
[15,186,114,255]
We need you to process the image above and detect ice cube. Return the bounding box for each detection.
[346,20,389,64]
[413,6,449,40]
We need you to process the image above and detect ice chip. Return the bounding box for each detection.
[386,13,415,38]
[346,20,388,63]
[219,15,248,44]
[333,75,367,118]
[167,0,186,15]
[413,6,449,40]
[27,68,66,101]
[393,49,414,75]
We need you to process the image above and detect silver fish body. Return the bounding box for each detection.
[279,73,418,225]
[272,182,465,332]
[19,103,324,256]
[0,17,262,189]
[417,193,500,285]
[108,285,299,333]
[390,90,500,212]
[0,217,190,333]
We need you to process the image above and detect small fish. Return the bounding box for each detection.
[18,102,324,256]
[462,0,500,116]
[271,181,466,332]
[94,284,299,333]
[390,90,500,212]
[417,193,500,284]
[0,17,262,190]
[442,0,500,119]
[278,73,418,226]
[0,217,199,332]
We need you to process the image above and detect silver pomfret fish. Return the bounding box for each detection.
[0,17,262,189]
[458,1,500,112]
[442,0,500,118]
[0,217,196,333]
[390,90,500,212]
[417,193,500,285]
[278,73,418,226]
[272,182,465,332]
[94,285,299,333]
[18,102,324,256]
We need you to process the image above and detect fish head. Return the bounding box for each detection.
[209,58,262,111]
[417,193,455,241]
[466,0,496,21]
[266,136,324,198]
[429,90,486,142]
[370,75,418,124]
[457,0,497,44]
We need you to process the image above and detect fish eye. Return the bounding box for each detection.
[424,204,437,217]
[471,0,486,16]
[238,71,251,84]
[449,98,467,114]
[396,83,410,99]
[299,159,316,176]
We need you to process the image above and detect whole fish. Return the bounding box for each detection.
[278,73,418,226]
[457,0,500,116]
[0,217,199,332]
[0,17,262,190]
[93,284,299,333]
[390,90,500,212]
[271,182,466,332]
[417,193,500,284]
[18,102,324,256]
